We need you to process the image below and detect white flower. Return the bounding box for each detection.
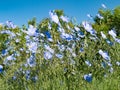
[6,21,17,29]
[97,14,103,19]
[16,39,20,43]
[99,49,110,60]
[44,51,53,60]
[48,23,51,29]
[58,27,65,33]
[85,60,92,66]
[109,67,113,73]
[49,11,59,24]
[67,25,71,30]
[4,55,15,65]
[60,16,69,23]
[74,26,80,32]
[0,65,3,73]
[27,42,37,53]
[6,55,13,60]
[101,31,107,39]
[27,55,36,67]
[116,61,120,66]
[108,30,116,39]
[58,44,65,51]
[82,21,96,35]
[82,21,92,31]
[1,30,16,38]
[44,45,54,54]
[48,38,53,42]
[60,33,73,41]
[56,54,63,59]
[25,25,37,36]
[115,38,120,43]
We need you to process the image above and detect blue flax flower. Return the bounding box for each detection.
[49,10,60,25]
[82,21,96,36]
[106,39,113,46]
[108,29,116,39]
[0,65,3,73]
[84,73,92,82]
[6,21,17,29]
[99,50,110,60]
[44,51,53,60]
[116,61,120,66]
[24,25,38,36]
[55,54,63,59]
[60,33,73,41]
[85,60,92,67]
[27,55,36,67]
[60,16,69,23]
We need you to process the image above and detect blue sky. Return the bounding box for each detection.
[0,0,120,26]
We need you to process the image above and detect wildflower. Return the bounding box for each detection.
[25,70,31,80]
[82,21,96,35]
[82,21,92,31]
[107,62,112,67]
[67,25,71,30]
[44,31,53,42]
[31,76,38,83]
[115,38,120,43]
[85,60,92,67]
[79,48,84,52]
[3,55,15,65]
[60,16,69,23]
[48,23,51,29]
[84,73,92,82]
[49,10,59,24]
[44,45,54,54]
[78,31,85,38]
[12,76,17,80]
[60,33,73,41]
[109,67,113,73]
[116,61,120,66]
[44,31,51,38]
[57,44,65,51]
[6,21,17,29]
[1,49,8,56]
[15,39,20,43]
[1,30,16,38]
[101,31,107,39]
[108,29,116,39]
[0,65,3,73]
[97,14,103,19]
[44,51,53,60]
[74,26,80,32]
[56,54,63,59]
[106,39,113,46]
[99,50,110,60]
[6,55,14,60]
[58,27,65,33]
[27,42,37,53]
[25,25,38,36]
[27,55,36,67]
